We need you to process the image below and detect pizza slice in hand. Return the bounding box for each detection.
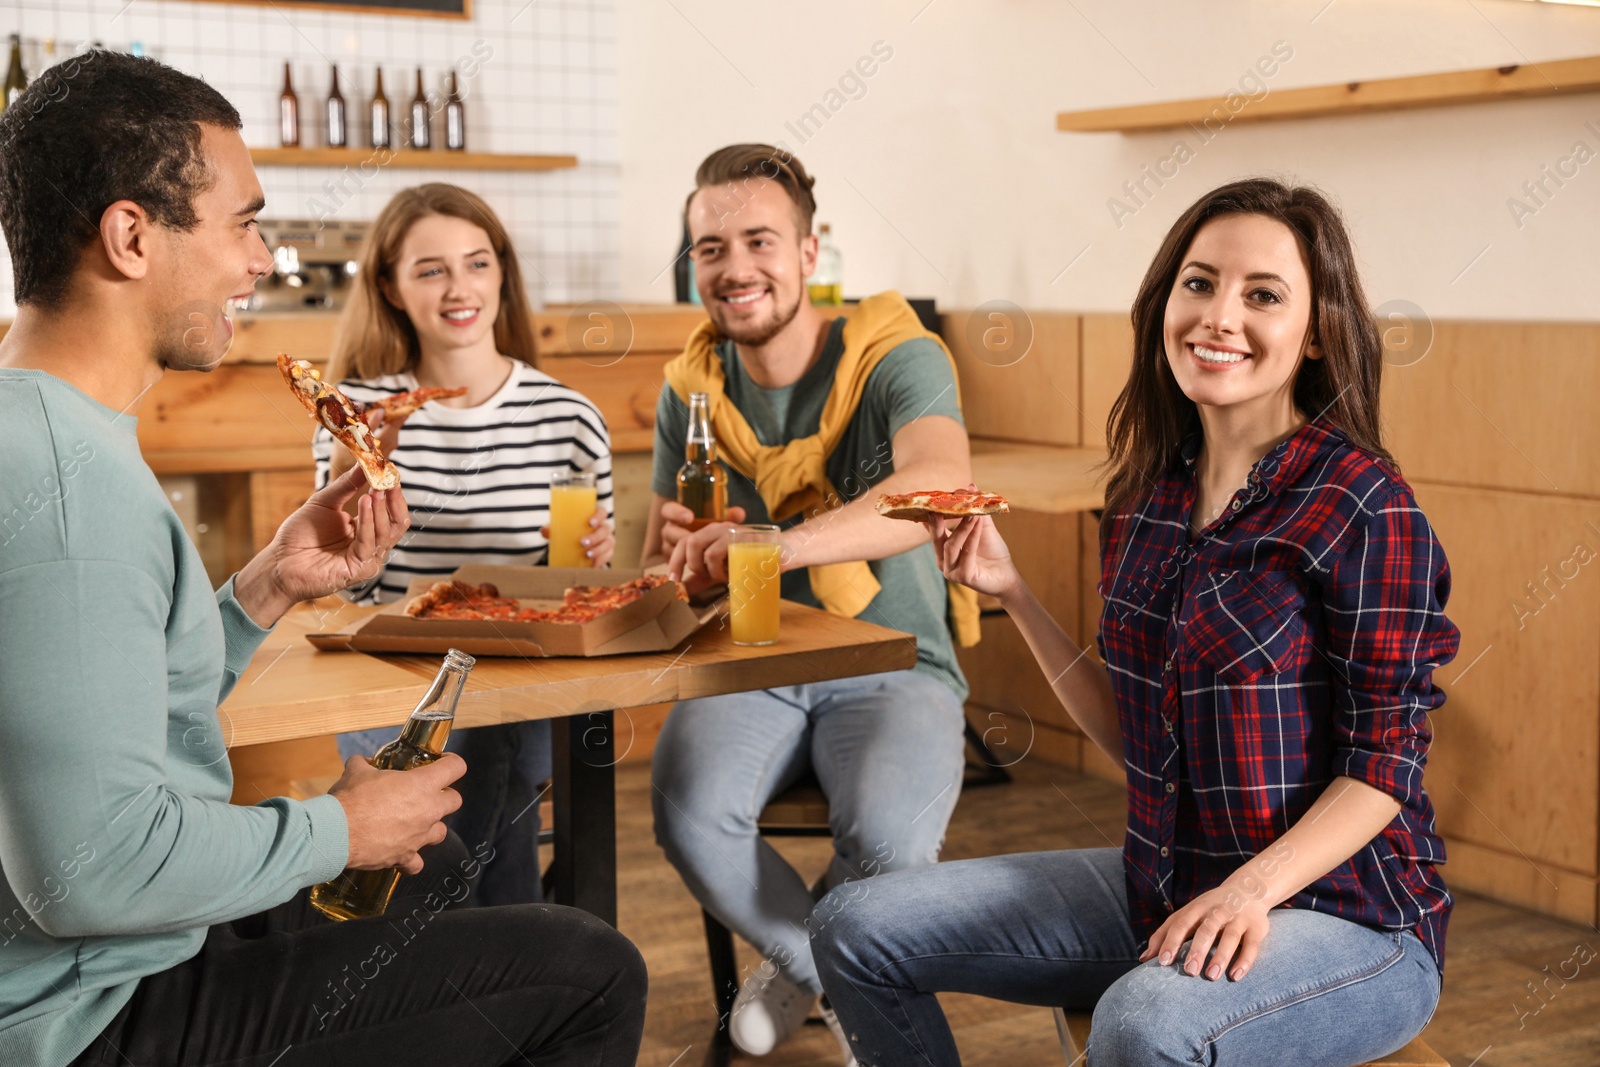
[354,386,470,431]
[277,353,400,490]
[874,487,1010,523]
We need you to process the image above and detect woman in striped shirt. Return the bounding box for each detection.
[313,183,615,906]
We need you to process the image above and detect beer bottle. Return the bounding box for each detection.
[325,63,347,148]
[278,61,300,148]
[6,34,28,110]
[444,70,465,151]
[407,66,431,150]
[309,648,476,921]
[676,391,727,530]
[369,67,392,149]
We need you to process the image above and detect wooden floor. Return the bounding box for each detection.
[612,758,1600,1067]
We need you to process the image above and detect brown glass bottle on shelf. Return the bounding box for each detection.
[325,64,346,148]
[5,34,27,110]
[676,391,728,531]
[309,649,476,922]
[444,70,465,151]
[278,61,300,148]
[407,66,431,150]
[369,67,391,149]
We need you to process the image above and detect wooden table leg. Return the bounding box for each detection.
[550,710,618,927]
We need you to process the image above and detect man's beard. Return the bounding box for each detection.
[708,284,803,347]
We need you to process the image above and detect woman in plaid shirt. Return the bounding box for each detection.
[811,179,1459,1067]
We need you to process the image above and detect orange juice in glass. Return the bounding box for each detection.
[548,470,597,568]
[728,524,782,646]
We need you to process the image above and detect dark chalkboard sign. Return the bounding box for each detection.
[193,0,470,19]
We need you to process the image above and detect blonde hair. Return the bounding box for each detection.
[327,183,539,381]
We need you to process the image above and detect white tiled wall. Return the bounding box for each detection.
[2,0,620,316]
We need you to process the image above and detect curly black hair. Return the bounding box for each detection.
[0,50,241,308]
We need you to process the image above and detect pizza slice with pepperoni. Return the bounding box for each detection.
[355,386,470,431]
[277,353,399,489]
[874,487,1010,522]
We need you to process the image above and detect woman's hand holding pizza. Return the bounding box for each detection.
[923,512,1022,604]
[234,465,411,626]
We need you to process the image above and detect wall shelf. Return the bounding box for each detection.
[1057,54,1600,133]
[249,147,579,171]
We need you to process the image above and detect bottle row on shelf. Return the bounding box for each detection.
[280,62,467,152]
[4,35,167,111]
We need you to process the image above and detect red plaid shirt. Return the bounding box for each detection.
[1096,417,1459,971]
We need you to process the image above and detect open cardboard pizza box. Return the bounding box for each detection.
[305,564,720,658]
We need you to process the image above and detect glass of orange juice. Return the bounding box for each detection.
[728,524,783,646]
[547,470,597,568]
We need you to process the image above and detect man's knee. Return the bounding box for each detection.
[807,876,896,980]
[832,815,946,879]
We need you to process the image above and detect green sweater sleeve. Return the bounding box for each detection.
[0,559,349,938]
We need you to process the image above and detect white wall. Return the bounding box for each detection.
[2,0,619,316]
[615,0,1600,323]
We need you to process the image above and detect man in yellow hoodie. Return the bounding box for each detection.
[642,144,973,1064]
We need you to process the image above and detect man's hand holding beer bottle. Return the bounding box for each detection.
[326,753,465,876]
[664,390,746,595]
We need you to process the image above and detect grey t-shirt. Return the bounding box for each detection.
[651,317,969,700]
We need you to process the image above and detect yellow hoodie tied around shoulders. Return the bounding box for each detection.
[662,290,982,648]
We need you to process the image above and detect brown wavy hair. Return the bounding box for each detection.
[686,143,818,235]
[1101,177,1395,518]
[327,183,538,381]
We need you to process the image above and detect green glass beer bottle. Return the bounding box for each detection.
[309,648,475,921]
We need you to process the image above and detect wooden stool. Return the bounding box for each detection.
[1051,1009,1449,1065]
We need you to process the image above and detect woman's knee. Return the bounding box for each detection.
[1087,966,1201,1067]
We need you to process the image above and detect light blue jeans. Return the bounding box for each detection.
[651,669,967,995]
[811,847,1442,1067]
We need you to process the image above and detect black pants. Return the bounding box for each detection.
[69,833,646,1067]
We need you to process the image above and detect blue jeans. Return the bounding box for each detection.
[336,719,553,906]
[811,848,1441,1067]
[651,669,967,995]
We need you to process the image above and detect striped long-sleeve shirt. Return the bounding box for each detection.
[312,358,614,604]
[1096,416,1459,971]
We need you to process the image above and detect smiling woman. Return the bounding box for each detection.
[312,181,616,909]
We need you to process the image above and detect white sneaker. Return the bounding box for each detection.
[820,998,861,1066]
[728,965,814,1055]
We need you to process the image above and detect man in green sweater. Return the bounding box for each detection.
[0,52,645,1066]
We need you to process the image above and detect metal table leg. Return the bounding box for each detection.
[550,709,618,927]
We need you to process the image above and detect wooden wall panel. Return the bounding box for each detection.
[1382,322,1600,498]
[139,364,317,470]
[969,706,1082,771]
[1415,482,1600,877]
[250,469,315,551]
[1439,835,1596,928]
[532,305,709,357]
[228,312,342,365]
[942,310,1081,446]
[536,353,674,454]
[959,613,1080,738]
[1079,313,1133,449]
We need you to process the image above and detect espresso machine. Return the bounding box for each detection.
[243,219,371,313]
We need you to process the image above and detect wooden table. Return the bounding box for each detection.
[222,599,917,925]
